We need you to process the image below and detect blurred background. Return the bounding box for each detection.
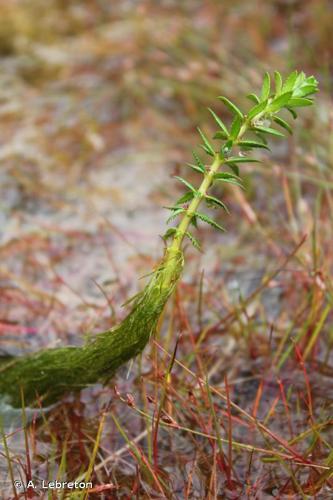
[0,1,332,497]
[0,0,331,350]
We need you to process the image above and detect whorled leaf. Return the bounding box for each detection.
[218,96,244,119]
[208,108,229,138]
[238,140,270,150]
[192,151,206,172]
[205,194,229,212]
[252,126,285,138]
[261,72,271,101]
[197,127,215,156]
[274,71,282,94]
[273,116,293,134]
[247,99,268,121]
[185,231,201,250]
[174,176,197,193]
[195,211,226,232]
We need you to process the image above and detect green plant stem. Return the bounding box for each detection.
[167,117,252,257]
[169,154,223,251]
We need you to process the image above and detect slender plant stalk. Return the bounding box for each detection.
[0,70,318,407]
[167,114,255,254]
[169,155,222,252]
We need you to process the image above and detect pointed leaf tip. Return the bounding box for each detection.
[274,71,282,94]
[185,231,201,250]
[269,91,293,112]
[197,127,215,156]
[208,108,229,137]
[195,211,226,232]
[238,140,270,151]
[252,125,285,138]
[174,176,197,193]
[218,96,244,119]
[261,72,271,100]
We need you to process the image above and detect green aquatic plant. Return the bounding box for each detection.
[0,70,318,407]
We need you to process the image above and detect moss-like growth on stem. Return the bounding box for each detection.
[0,250,183,407]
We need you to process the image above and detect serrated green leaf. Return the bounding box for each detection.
[286,107,298,119]
[218,96,244,119]
[261,72,271,100]
[214,172,241,180]
[292,73,319,98]
[225,156,260,164]
[247,93,260,104]
[195,212,226,232]
[230,115,242,139]
[164,205,184,211]
[214,172,244,188]
[288,97,313,107]
[215,178,243,188]
[292,84,317,98]
[205,195,229,212]
[274,71,282,94]
[185,231,201,250]
[166,208,185,224]
[303,76,318,95]
[256,132,268,145]
[273,116,292,134]
[247,99,268,121]
[174,176,197,193]
[228,163,239,176]
[192,151,206,172]
[163,227,177,240]
[294,71,305,87]
[268,91,292,112]
[214,131,229,140]
[305,75,318,87]
[238,140,270,150]
[282,70,298,92]
[208,108,229,137]
[186,162,205,174]
[252,126,285,137]
[175,191,195,205]
[197,127,215,156]
[190,215,198,228]
[201,145,215,157]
